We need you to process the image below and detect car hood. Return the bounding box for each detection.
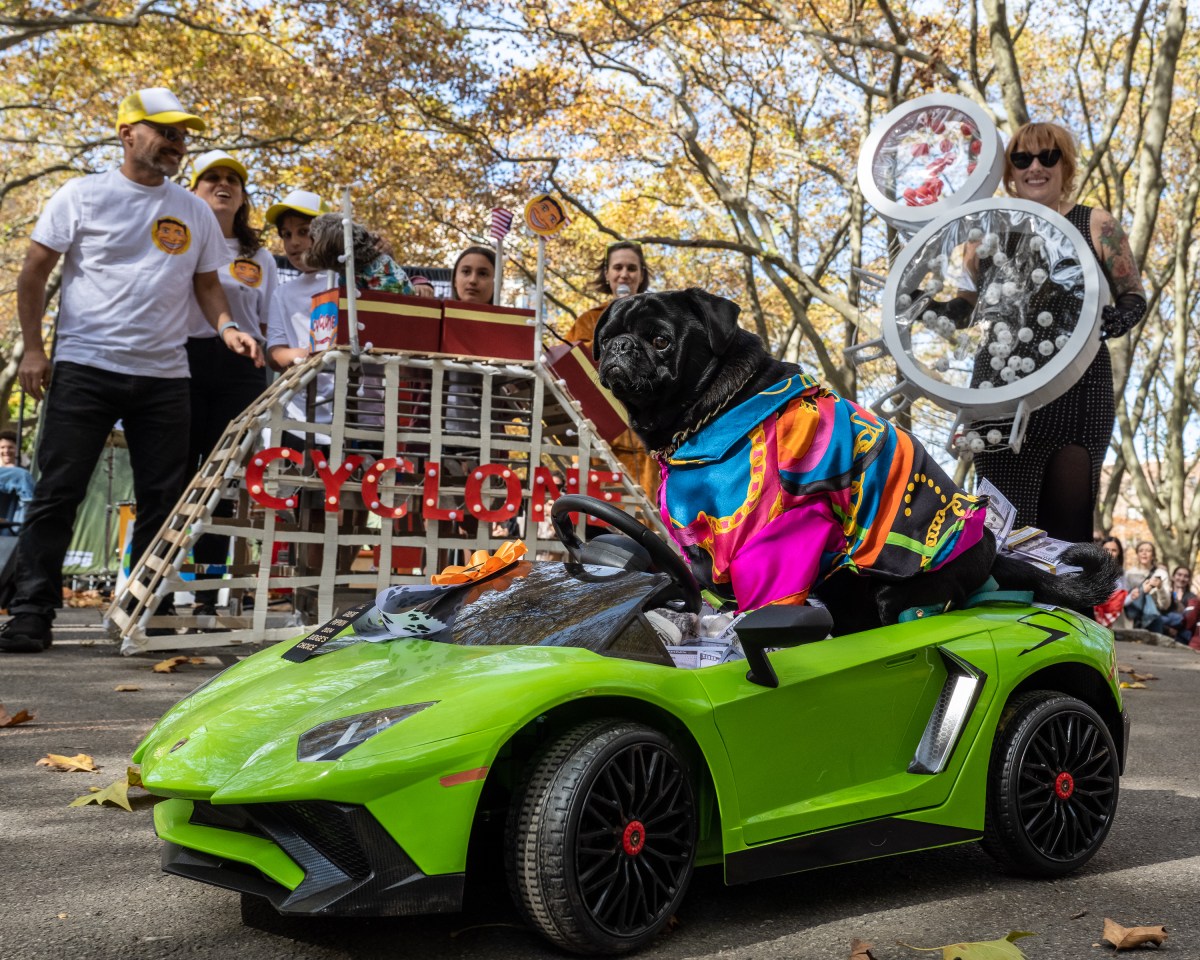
[135,560,696,801]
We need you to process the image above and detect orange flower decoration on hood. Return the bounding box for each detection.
[430,540,528,585]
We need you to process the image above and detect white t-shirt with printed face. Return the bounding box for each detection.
[186,240,277,342]
[266,271,336,430]
[31,168,227,378]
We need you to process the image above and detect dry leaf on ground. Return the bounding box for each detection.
[1119,681,1148,690]
[850,939,877,959]
[36,753,99,772]
[113,685,141,692]
[0,704,35,727]
[1126,671,1157,682]
[65,589,106,608]
[151,656,206,673]
[69,766,144,812]
[900,931,1035,958]
[1102,918,1168,950]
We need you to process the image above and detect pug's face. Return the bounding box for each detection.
[593,288,743,447]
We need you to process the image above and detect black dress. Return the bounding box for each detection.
[973,204,1114,537]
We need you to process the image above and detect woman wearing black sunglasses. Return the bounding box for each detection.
[973,121,1146,544]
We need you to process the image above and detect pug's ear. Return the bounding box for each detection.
[591,299,621,358]
[683,288,741,353]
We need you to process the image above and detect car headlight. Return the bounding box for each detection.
[297,702,436,762]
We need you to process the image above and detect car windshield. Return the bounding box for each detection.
[297,560,673,659]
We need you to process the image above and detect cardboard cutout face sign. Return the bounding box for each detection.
[524,194,568,237]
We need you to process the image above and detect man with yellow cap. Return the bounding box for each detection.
[1,87,264,653]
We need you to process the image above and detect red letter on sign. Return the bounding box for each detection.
[311,450,365,512]
[464,464,523,523]
[422,463,464,522]
[362,457,416,519]
[245,447,304,510]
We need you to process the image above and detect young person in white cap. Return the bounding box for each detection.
[0,87,263,653]
[264,189,336,447]
[185,150,278,618]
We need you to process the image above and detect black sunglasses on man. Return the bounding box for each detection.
[137,120,189,145]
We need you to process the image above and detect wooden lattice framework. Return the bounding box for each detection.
[111,347,661,654]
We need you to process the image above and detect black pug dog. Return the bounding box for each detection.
[593,287,1117,634]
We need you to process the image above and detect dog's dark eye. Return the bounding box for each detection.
[652,335,671,350]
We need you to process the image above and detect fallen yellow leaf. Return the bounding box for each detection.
[36,753,99,772]
[0,704,35,727]
[1119,681,1147,689]
[900,931,1035,958]
[113,685,141,692]
[69,777,132,812]
[152,656,190,673]
[1102,918,1168,949]
[849,939,877,959]
[127,766,143,788]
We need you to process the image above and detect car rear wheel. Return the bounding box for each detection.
[506,719,696,954]
[982,691,1119,877]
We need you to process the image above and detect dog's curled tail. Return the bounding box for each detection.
[991,543,1121,614]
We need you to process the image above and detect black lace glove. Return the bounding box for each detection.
[1100,293,1147,340]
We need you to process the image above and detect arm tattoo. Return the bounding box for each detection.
[1097,214,1145,298]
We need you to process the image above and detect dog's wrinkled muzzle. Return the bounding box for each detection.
[598,334,643,394]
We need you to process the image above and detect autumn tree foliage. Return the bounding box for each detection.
[2,0,1198,564]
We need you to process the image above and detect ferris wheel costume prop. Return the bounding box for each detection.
[849,94,1109,459]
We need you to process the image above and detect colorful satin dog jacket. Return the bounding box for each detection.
[662,375,988,611]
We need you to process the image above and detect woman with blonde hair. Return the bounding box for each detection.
[973,122,1147,544]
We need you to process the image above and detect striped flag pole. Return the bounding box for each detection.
[489,208,513,305]
[341,187,359,357]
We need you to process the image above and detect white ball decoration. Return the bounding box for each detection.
[934,357,950,372]
[993,252,1008,266]
[983,232,999,248]
[966,430,980,443]
[897,293,912,308]
[985,287,1001,305]
[1002,281,1018,298]
[995,342,1011,358]
[1031,268,1047,285]
[968,227,983,242]
[986,429,1003,445]
[1020,356,1036,373]
[990,356,1004,371]
[1000,367,1016,382]
[1007,355,1022,369]
[993,321,1009,334]
[997,329,1013,344]
[987,341,1000,356]
[937,317,954,335]
[955,434,969,450]
[1038,339,1054,356]
[961,450,975,463]
[979,380,993,389]
[923,310,938,324]
[1030,236,1045,253]
[1037,311,1054,327]
[969,436,986,453]
[1017,327,1034,343]
[1055,334,1069,350]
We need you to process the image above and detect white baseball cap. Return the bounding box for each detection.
[189,150,248,188]
[264,189,329,226]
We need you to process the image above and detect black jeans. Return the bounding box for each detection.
[186,337,266,604]
[10,362,190,619]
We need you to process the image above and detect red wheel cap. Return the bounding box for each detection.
[622,819,646,856]
[1055,771,1075,800]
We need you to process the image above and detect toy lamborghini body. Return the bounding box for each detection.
[136,497,1127,954]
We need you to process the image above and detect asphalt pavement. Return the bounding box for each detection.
[1,609,1198,960]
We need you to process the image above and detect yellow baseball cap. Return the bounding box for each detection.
[190,150,248,188]
[116,87,205,135]
[264,189,329,226]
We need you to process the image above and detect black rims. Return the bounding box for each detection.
[507,719,697,954]
[982,691,1120,877]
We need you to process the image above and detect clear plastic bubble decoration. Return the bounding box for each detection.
[880,198,1109,426]
[856,93,1005,233]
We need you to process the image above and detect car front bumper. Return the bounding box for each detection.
[156,797,464,917]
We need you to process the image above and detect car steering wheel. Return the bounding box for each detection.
[550,494,701,613]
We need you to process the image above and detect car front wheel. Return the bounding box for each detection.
[982,691,1120,877]
[506,719,697,954]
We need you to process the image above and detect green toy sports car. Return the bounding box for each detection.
[135,495,1127,955]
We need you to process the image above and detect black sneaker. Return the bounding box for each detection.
[0,613,54,653]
